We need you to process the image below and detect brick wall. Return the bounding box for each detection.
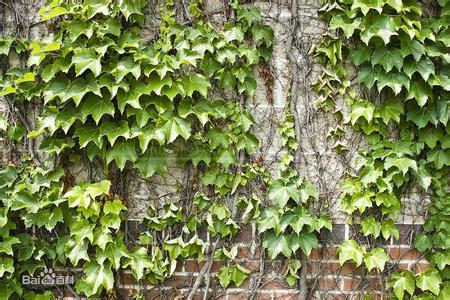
[115,223,428,299]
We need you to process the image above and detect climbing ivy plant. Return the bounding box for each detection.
[316,0,449,298]
[0,0,327,298]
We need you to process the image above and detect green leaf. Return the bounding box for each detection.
[379,99,404,123]
[216,148,236,169]
[0,237,20,255]
[360,15,398,45]
[329,15,362,38]
[376,71,410,95]
[403,57,435,81]
[381,219,399,240]
[268,179,300,207]
[407,80,432,107]
[72,48,102,77]
[100,120,130,146]
[106,139,137,170]
[76,261,114,297]
[85,0,110,19]
[134,146,167,178]
[364,248,389,272]
[385,157,417,175]
[81,94,115,124]
[61,75,102,106]
[388,271,416,300]
[123,247,152,280]
[0,257,14,277]
[361,216,381,238]
[350,47,372,66]
[407,105,439,129]
[103,199,127,215]
[290,233,318,256]
[251,25,274,46]
[351,0,383,15]
[371,47,403,72]
[118,0,144,20]
[263,232,291,259]
[157,116,191,143]
[113,56,141,82]
[337,240,365,267]
[427,148,450,169]
[179,74,210,97]
[414,233,433,252]
[416,269,442,296]
[74,124,103,148]
[230,264,251,287]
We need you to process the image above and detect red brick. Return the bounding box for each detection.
[388,247,423,260]
[308,277,340,290]
[260,276,287,289]
[243,260,261,272]
[184,260,206,272]
[410,262,432,272]
[227,292,248,299]
[234,225,253,242]
[273,291,300,299]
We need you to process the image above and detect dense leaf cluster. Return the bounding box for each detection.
[316,0,449,298]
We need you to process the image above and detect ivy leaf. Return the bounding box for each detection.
[62,75,102,106]
[118,0,144,20]
[364,248,389,272]
[230,264,251,287]
[100,120,130,146]
[74,124,103,148]
[0,257,14,277]
[350,101,375,125]
[350,47,372,66]
[223,26,244,43]
[416,268,442,296]
[0,237,20,255]
[360,15,398,45]
[251,25,274,46]
[290,233,318,256]
[337,240,365,267]
[385,157,417,175]
[180,74,210,97]
[403,57,435,81]
[106,139,137,170]
[268,179,300,207]
[351,0,383,15]
[414,233,433,252]
[134,146,167,178]
[357,64,381,88]
[81,94,115,124]
[407,105,439,129]
[419,127,443,149]
[387,271,416,300]
[427,148,450,169]
[76,261,114,297]
[330,15,362,38]
[361,216,381,238]
[72,48,102,77]
[381,219,399,240]
[216,148,236,169]
[262,232,291,259]
[157,116,191,143]
[113,56,141,82]
[407,79,432,107]
[123,247,152,280]
[376,71,410,95]
[66,239,90,266]
[400,38,425,61]
[371,47,403,72]
[379,99,404,123]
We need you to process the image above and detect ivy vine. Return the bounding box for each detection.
[316,0,449,298]
[0,0,328,298]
